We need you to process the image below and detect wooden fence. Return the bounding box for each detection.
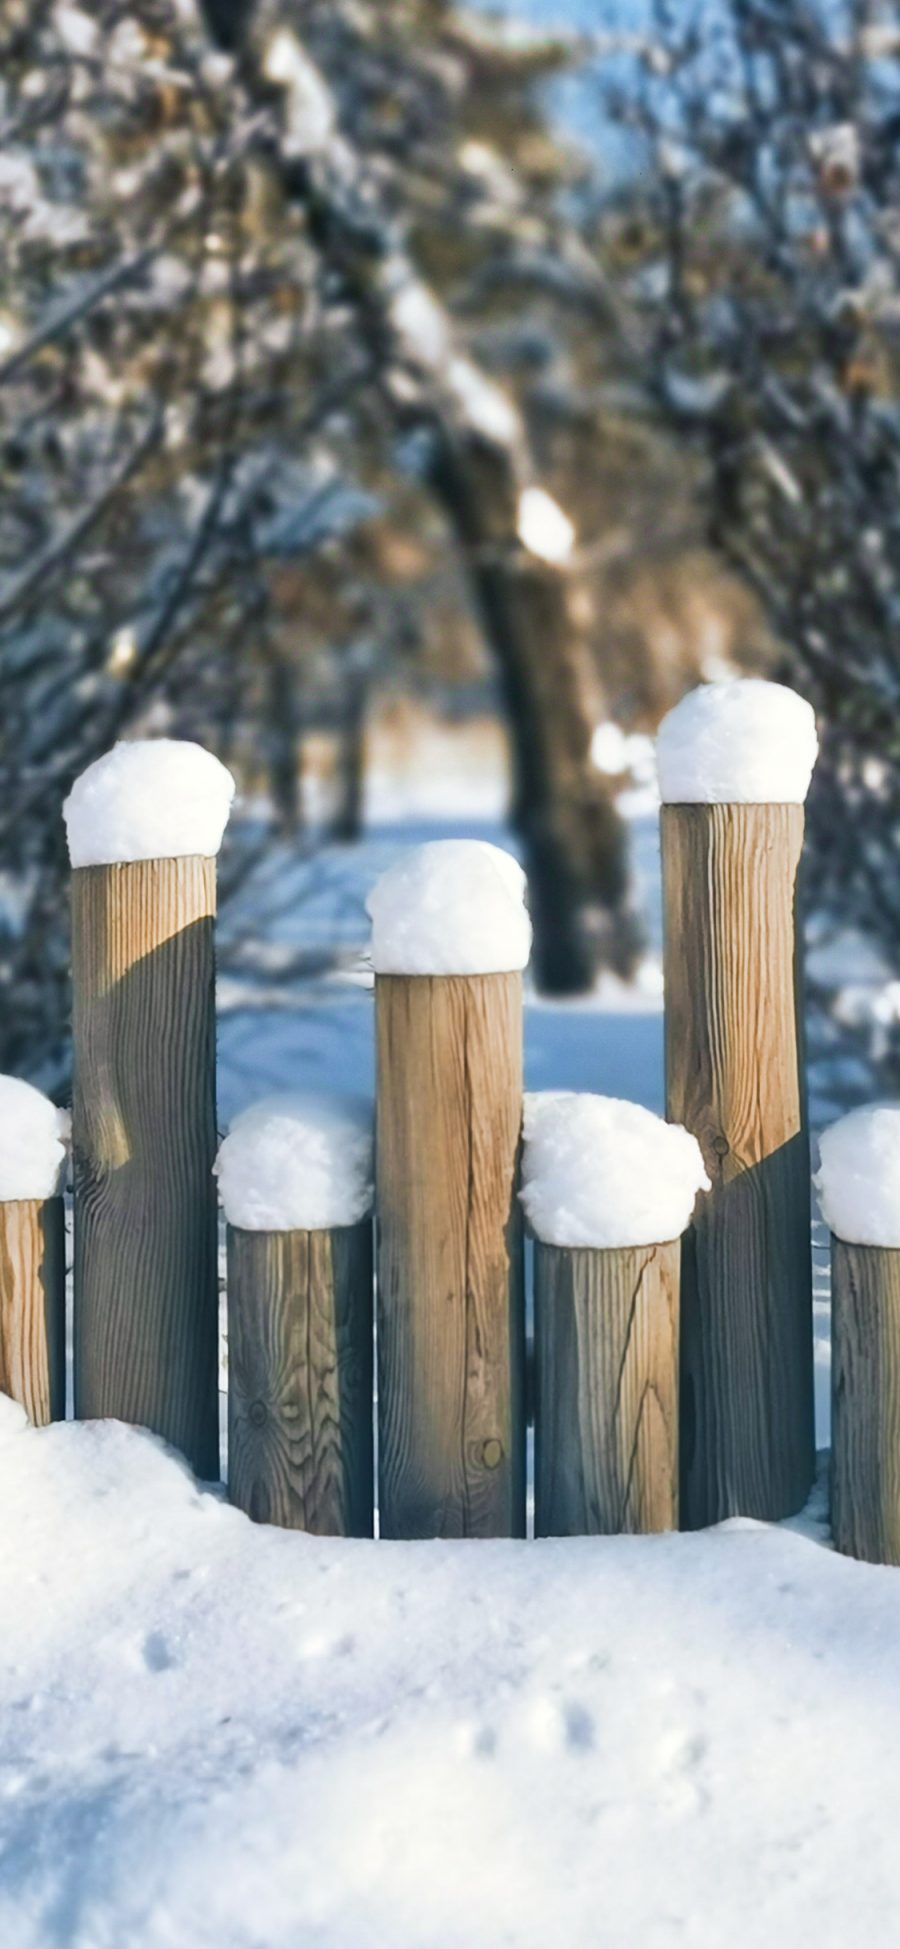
[1,769,897,1565]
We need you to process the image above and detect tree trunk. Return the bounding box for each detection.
[430,437,636,992]
[332,667,367,843]
[264,645,302,832]
[207,2,637,994]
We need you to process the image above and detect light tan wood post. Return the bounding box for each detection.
[376,972,525,1538]
[0,1197,65,1426]
[534,1238,679,1536]
[72,858,219,1479]
[662,803,814,1527]
[831,1237,900,1564]
[227,1218,374,1534]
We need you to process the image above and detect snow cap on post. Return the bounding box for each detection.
[0,1076,68,1202]
[366,839,532,975]
[656,679,818,804]
[521,1092,710,1248]
[215,1093,374,1233]
[815,1105,900,1248]
[63,739,236,867]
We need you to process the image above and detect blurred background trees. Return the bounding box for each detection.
[596,0,900,1077]
[1,0,896,1091]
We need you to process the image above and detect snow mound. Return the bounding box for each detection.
[521,1092,709,1248]
[366,840,532,975]
[64,739,235,866]
[0,1075,68,1201]
[815,1104,900,1247]
[215,1093,373,1232]
[656,679,818,804]
[4,1405,898,1949]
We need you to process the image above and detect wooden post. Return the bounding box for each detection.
[831,1237,900,1564]
[72,858,219,1479]
[534,1238,680,1536]
[0,1197,65,1426]
[227,1219,374,1534]
[662,803,814,1527]
[376,972,525,1538]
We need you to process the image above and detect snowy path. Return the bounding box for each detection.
[4,1395,900,1949]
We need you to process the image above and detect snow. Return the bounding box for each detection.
[521,1092,709,1247]
[261,27,336,157]
[214,1093,373,1233]
[446,355,521,446]
[6,1395,900,1948]
[0,1076,67,1202]
[656,679,819,804]
[53,4,98,55]
[1,731,890,1945]
[517,486,576,564]
[815,1104,900,1247]
[366,839,532,975]
[389,279,452,368]
[590,719,631,774]
[63,739,236,867]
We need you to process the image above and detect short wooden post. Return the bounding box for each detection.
[0,1197,65,1426]
[376,972,525,1538]
[831,1238,900,1564]
[72,857,220,1478]
[227,1220,374,1533]
[662,802,814,1526]
[534,1239,680,1536]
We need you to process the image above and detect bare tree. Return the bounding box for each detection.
[597,0,900,1076]
[1,0,651,1089]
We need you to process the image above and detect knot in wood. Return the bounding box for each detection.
[248,1399,268,1429]
[480,1438,504,1470]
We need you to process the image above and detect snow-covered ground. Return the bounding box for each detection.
[2,730,896,1946]
[6,1398,900,1949]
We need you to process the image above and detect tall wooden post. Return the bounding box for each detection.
[534,1238,680,1536]
[376,972,525,1538]
[72,858,219,1479]
[227,1218,374,1534]
[831,1238,900,1564]
[0,1197,65,1426]
[662,803,814,1526]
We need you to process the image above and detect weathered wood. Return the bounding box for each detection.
[0,1197,65,1426]
[376,972,525,1538]
[831,1237,900,1565]
[227,1220,374,1535]
[662,803,814,1527]
[72,858,219,1479]
[534,1239,680,1536]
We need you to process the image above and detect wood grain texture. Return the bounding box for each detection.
[227,1220,374,1535]
[0,1197,65,1426]
[662,803,814,1528]
[534,1239,679,1536]
[376,972,525,1538]
[72,858,219,1479]
[831,1237,900,1564]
